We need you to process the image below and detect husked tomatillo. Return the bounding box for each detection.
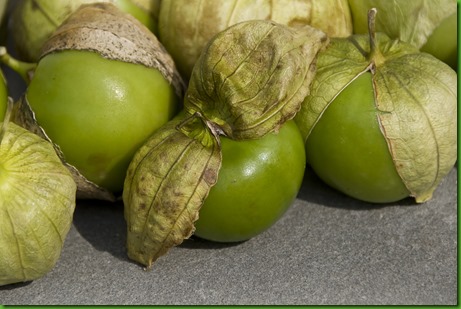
[295,9,457,203]
[15,3,184,199]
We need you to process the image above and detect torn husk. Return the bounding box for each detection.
[40,2,185,98]
[123,114,222,268]
[12,3,186,200]
[185,20,329,140]
[12,96,116,201]
[294,10,457,203]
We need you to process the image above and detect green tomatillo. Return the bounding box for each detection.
[10,0,159,62]
[194,120,306,243]
[348,0,458,69]
[123,20,327,267]
[294,9,457,204]
[11,3,184,199]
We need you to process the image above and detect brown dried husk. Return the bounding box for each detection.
[123,113,222,268]
[185,20,329,140]
[40,2,184,98]
[13,3,185,200]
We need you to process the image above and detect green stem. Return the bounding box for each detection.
[0,46,37,84]
[367,8,385,68]
[0,97,13,145]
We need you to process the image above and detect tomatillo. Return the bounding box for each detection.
[26,50,178,193]
[10,0,159,62]
[295,9,457,204]
[194,120,306,243]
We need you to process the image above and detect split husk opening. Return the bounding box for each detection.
[295,8,457,203]
[123,20,329,267]
[10,3,185,201]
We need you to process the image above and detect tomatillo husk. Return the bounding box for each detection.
[158,0,350,79]
[9,0,159,62]
[185,20,329,140]
[123,113,222,268]
[348,0,457,69]
[295,9,457,204]
[0,120,77,286]
[13,3,185,200]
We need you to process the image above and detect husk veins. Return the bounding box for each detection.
[13,3,186,200]
[123,19,328,267]
[123,114,222,268]
[185,20,329,140]
[295,31,457,203]
[0,122,77,286]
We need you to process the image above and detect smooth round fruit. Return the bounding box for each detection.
[421,12,457,70]
[305,73,410,203]
[26,50,178,193]
[194,120,306,243]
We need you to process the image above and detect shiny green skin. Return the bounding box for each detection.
[305,73,409,203]
[0,71,6,121]
[26,50,178,193]
[421,12,457,70]
[194,120,306,243]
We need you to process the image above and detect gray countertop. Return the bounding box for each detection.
[0,167,457,305]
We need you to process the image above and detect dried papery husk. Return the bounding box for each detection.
[13,3,185,200]
[159,0,351,79]
[10,0,159,62]
[295,16,457,203]
[12,96,116,201]
[0,121,77,286]
[123,113,221,268]
[349,0,456,49]
[348,0,457,69]
[185,20,328,140]
[40,2,184,98]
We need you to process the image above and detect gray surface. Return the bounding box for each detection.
[0,167,457,305]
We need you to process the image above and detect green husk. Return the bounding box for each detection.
[295,11,457,203]
[123,114,221,268]
[0,121,76,286]
[185,20,329,140]
[159,0,351,79]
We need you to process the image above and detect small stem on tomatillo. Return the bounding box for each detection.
[0,97,14,145]
[367,8,384,68]
[0,46,37,84]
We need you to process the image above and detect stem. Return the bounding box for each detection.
[0,97,14,146]
[367,8,384,68]
[176,110,223,147]
[0,46,37,84]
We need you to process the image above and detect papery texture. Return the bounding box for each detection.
[295,33,457,202]
[159,0,350,78]
[0,122,76,286]
[185,20,328,140]
[123,115,221,267]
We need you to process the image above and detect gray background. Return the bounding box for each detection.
[0,167,457,305]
